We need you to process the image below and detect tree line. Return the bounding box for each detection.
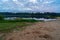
[0,12,60,20]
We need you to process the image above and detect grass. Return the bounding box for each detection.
[0,19,38,32]
[0,19,38,40]
[0,22,31,32]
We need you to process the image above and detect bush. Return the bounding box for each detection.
[0,15,4,20]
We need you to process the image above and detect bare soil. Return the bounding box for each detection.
[4,20,60,40]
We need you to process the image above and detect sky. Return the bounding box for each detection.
[0,0,60,13]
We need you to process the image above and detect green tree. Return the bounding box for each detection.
[0,15,4,20]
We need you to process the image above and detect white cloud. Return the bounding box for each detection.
[30,6,39,9]
[40,0,43,2]
[0,0,58,12]
[17,7,32,11]
[23,8,32,10]
[2,0,8,2]
[43,1,54,4]
[29,0,38,3]
[13,0,24,7]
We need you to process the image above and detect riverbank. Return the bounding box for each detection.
[0,19,60,40]
[0,19,38,32]
[0,18,60,40]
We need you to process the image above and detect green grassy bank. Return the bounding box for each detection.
[0,19,38,32]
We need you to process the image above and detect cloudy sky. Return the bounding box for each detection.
[0,0,60,12]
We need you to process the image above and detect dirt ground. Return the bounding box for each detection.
[4,20,60,40]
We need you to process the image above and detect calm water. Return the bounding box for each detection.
[4,17,57,21]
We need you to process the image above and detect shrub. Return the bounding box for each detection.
[0,15,4,20]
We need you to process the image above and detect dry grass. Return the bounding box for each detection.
[1,20,60,40]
